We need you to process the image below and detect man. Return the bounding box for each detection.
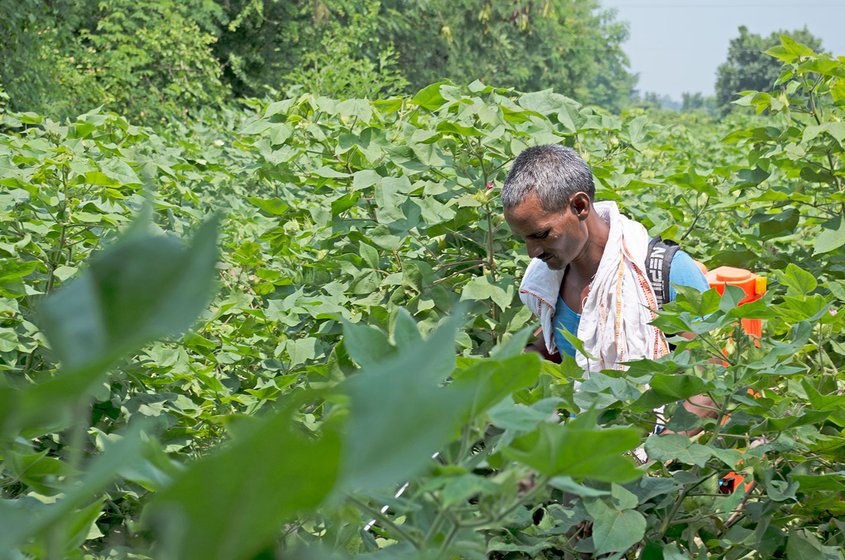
[502,144,710,378]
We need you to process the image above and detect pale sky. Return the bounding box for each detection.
[601,0,845,100]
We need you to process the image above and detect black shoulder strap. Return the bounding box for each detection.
[646,236,680,308]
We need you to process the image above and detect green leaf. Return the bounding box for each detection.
[341,320,395,369]
[146,405,341,560]
[754,207,798,239]
[440,474,499,508]
[780,263,818,296]
[412,82,449,111]
[451,354,541,419]
[336,99,372,123]
[0,422,149,551]
[490,326,533,359]
[359,241,379,269]
[814,217,845,255]
[391,308,422,348]
[786,529,839,560]
[488,398,563,432]
[548,476,611,497]
[248,197,289,215]
[643,434,711,467]
[331,192,359,216]
[0,259,37,282]
[719,284,746,312]
[755,410,829,433]
[0,328,19,353]
[339,311,474,492]
[352,169,381,191]
[502,411,642,482]
[313,166,349,179]
[650,374,707,401]
[460,275,512,312]
[585,487,647,555]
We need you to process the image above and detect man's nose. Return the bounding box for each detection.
[525,239,543,259]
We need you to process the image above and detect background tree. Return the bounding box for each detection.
[0,0,99,118]
[715,25,823,113]
[0,0,227,122]
[0,0,636,118]
[681,92,717,115]
[378,0,636,111]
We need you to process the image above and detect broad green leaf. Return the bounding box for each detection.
[791,472,845,492]
[340,312,475,492]
[548,476,611,497]
[0,259,37,282]
[644,434,711,467]
[412,82,449,111]
[313,166,349,179]
[719,284,746,312]
[352,169,381,191]
[814,217,845,255]
[0,328,18,352]
[490,326,533,359]
[331,192,359,216]
[440,474,499,508]
[650,374,707,400]
[248,197,289,215]
[390,308,422,348]
[780,263,818,296]
[460,275,512,312]
[785,529,839,560]
[585,489,646,555]
[488,397,563,432]
[269,123,293,146]
[451,354,541,419]
[754,410,829,433]
[502,411,641,482]
[518,90,573,115]
[146,405,341,560]
[341,320,395,369]
[359,241,379,269]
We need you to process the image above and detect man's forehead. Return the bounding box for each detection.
[505,194,554,228]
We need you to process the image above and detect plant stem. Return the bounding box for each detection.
[461,475,550,529]
[347,494,422,550]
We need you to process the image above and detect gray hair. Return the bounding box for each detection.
[501,145,595,211]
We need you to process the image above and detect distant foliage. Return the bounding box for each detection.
[0,0,227,122]
[681,92,717,116]
[0,0,636,118]
[379,0,636,111]
[280,0,408,99]
[77,0,229,121]
[210,0,407,99]
[716,25,823,113]
[0,0,98,119]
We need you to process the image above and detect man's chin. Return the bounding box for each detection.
[543,259,563,270]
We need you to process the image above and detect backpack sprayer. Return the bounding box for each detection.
[699,264,767,494]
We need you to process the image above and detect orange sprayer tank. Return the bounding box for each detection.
[702,265,767,338]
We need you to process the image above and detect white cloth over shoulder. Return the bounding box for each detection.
[518,201,669,374]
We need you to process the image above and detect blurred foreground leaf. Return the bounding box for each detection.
[0,215,219,438]
[145,403,341,560]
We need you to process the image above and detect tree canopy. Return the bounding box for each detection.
[0,0,637,120]
[715,25,823,112]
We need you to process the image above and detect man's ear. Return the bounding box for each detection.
[570,192,591,220]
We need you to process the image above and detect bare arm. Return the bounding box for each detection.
[525,334,562,364]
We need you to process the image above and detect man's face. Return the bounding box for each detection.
[504,192,588,271]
